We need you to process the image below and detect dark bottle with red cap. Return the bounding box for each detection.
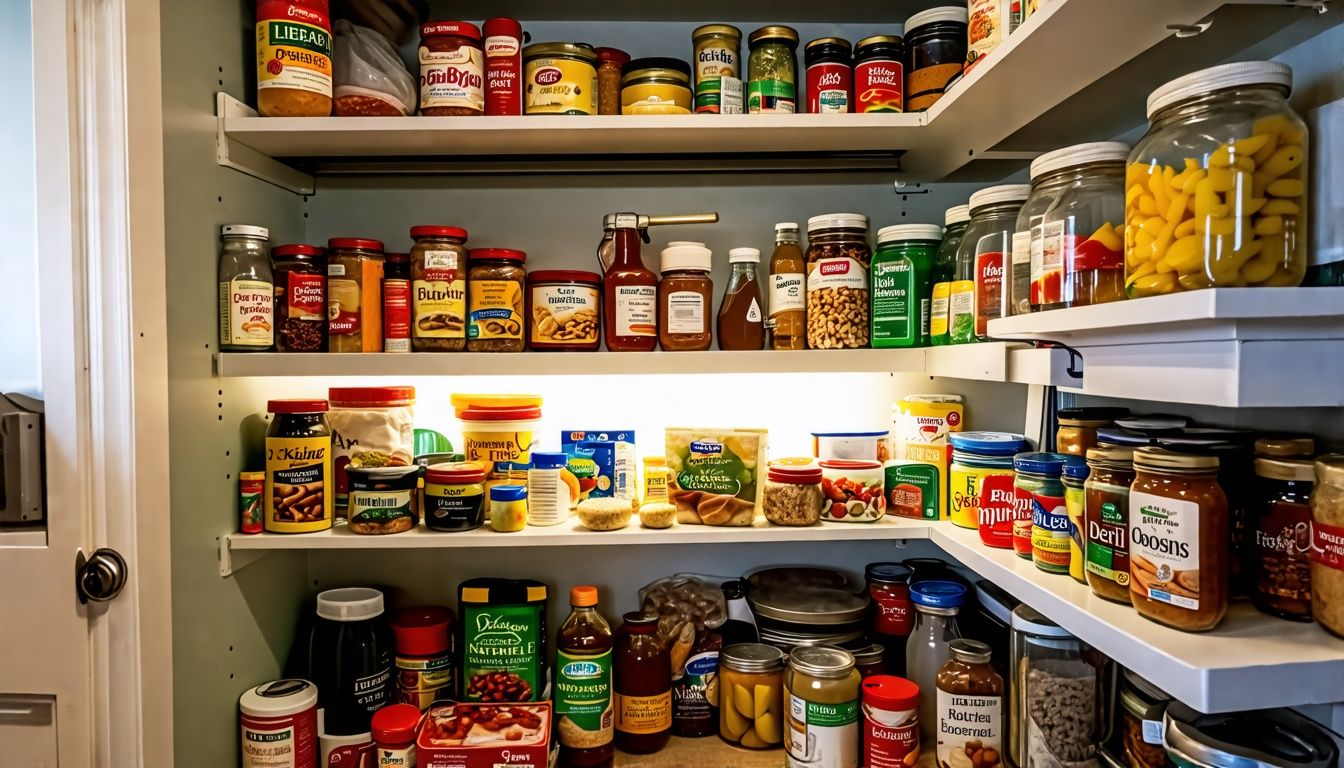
[391,606,456,710]
[371,703,421,766]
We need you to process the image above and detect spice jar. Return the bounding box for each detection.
[1251,458,1314,621]
[239,472,264,534]
[410,226,468,352]
[854,35,904,113]
[595,47,629,115]
[955,185,1029,343]
[786,646,861,768]
[747,26,799,113]
[271,243,325,352]
[691,25,741,114]
[865,562,913,676]
[947,432,1030,538]
[1012,452,1065,562]
[1063,459,1090,583]
[327,238,385,353]
[934,639,1003,768]
[483,17,523,116]
[255,0,332,117]
[769,222,807,350]
[862,675,920,768]
[1125,62,1308,296]
[418,22,485,115]
[382,252,411,353]
[1057,407,1128,456]
[424,461,487,532]
[903,6,968,111]
[804,37,852,114]
[763,462,824,526]
[527,270,601,351]
[718,248,766,351]
[1311,455,1344,638]
[1084,447,1137,604]
[1009,606,1104,768]
[523,42,598,115]
[264,399,332,534]
[656,242,714,351]
[466,248,526,352]
[219,224,274,351]
[371,704,419,766]
[806,213,871,349]
[391,606,456,709]
[622,57,693,115]
[1129,447,1228,631]
[719,643,786,749]
[930,204,970,346]
[871,224,941,349]
[1115,670,1172,768]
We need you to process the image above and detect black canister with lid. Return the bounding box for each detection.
[307,587,395,736]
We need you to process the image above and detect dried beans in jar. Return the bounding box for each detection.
[272,244,327,352]
[806,213,871,349]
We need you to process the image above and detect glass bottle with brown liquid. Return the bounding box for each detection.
[717,248,765,350]
[557,586,614,768]
[768,223,807,350]
[614,612,671,754]
[602,215,658,351]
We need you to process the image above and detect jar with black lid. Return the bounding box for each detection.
[272,244,327,352]
[264,399,333,534]
[903,6,967,111]
[854,35,904,113]
[803,37,852,114]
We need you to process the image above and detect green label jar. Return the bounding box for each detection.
[871,225,940,348]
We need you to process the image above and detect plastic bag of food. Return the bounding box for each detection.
[333,19,416,116]
[665,427,768,526]
[638,574,729,644]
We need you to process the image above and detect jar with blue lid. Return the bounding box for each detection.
[1013,452,1067,563]
[1062,457,1091,583]
[906,580,965,741]
[948,432,1030,532]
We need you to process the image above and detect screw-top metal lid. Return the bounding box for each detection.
[877,224,943,244]
[808,213,869,232]
[905,6,969,30]
[947,638,993,664]
[1086,446,1135,469]
[788,645,855,678]
[1255,436,1316,458]
[968,184,1031,212]
[222,224,269,239]
[1133,446,1219,472]
[1147,61,1292,119]
[1254,458,1314,483]
[316,587,385,622]
[720,642,786,673]
[692,24,742,41]
[1316,455,1344,487]
[748,25,800,46]
[944,205,971,226]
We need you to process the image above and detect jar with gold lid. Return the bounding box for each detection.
[1056,407,1128,456]
[719,643,786,749]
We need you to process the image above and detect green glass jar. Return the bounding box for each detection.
[929,205,969,346]
[871,224,941,348]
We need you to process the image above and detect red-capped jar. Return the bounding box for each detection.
[383,252,411,353]
[483,17,522,116]
[866,562,912,676]
[239,679,319,768]
[862,675,920,768]
[854,35,904,113]
[419,21,485,116]
[391,607,456,709]
[424,461,488,532]
[527,270,601,351]
[371,703,420,766]
[804,37,852,114]
[272,243,327,352]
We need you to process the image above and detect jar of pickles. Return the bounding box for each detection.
[1125,61,1308,296]
[785,646,861,767]
[719,643,786,749]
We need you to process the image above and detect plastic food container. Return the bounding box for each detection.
[903,6,967,111]
[871,224,941,348]
[930,204,971,346]
[763,462,825,527]
[523,42,598,115]
[621,57,693,115]
[812,431,890,462]
[1125,61,1308,296]
[452,394,541,468]
[239,679,319,768]
[819,459,886,522]
[1162,703,1338,768]
[327,386,416,512]
[1010,606,1107,768]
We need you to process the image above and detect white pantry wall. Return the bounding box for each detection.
[0,0,39,397]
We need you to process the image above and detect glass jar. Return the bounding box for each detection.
[956,185,1030,343]
[769,222,807,350]
[806,213,871,349]
[271,243,326,352]
[1125,61,1308,296]
[255,0,332,117]
[614,612,672,754]
[905,580,965,742]
[763,463,824,526]
[1063,458,1090,583]
[419,22,485,116]
[746,26,799,113]
[1310,455,1344,638]
[382,252,411,353]
[1057,407,1129,456]
[903,6,968,111]
[327,238,385,353]
[947,431,1030,538]
[864,562,913,676]
[851,644,886,680]
[803,37,852,114]
[526,270,601,351]
[1251,458,1314,621]
[622,57,693,115]
[1115,670,1172,768]
[219,224,273,351]
[1021,143,1130,312]
[1128,447,1229,631]
[410,226,468,352]
[657,242,714,351]
[1011,157,1073,317]
[930,204,970,346]
[1156,432,1255,600]
[423,461,487,532]
[692,25,742,114]
[871,224,941,348]
[719,643,786,749]
[934,639,1003,768]
[264,399,333,534]
[1009,607,1106,768]
[1084,447,1137,604]
[595,47,629,115]
[1013,452,1067,564]
[466,248,526,352]
[785,646,861,768]
[523,42,599,115]
[853,35,904,113]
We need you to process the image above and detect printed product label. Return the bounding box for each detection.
[951,466,1014,531]
[807,62,851,113]
[1130,491,1201,610]
[1031,492,1071,572]
[376,745,414,768]
[242,715,316,768]
[286,272,325,321]
[383,279,411,352]
[413,250,466,340]
[672,651,718,728]
[929,282,951,338]
[615,285,657,337]
[886,461,940,521]
[666,290,707,334]
[1012,485,1035,557]
[616,691,672,734]
[1256,500,1312,601]
[349,487,415,530]
[324,740,374,768]
[328,275,361,337]
[241,479,264,533]
[966,0,1005,71]
[353,665,393,717]
[418,44,484,112]
[220,278,274,347]
[977,472,1019,548]
[556,649,613,749]
[871,259,914,344]
[530,283,599,346]
[467,279,524,341]
[264,436,331,533]
[935,689,1001,768]
[808,256,868,293]
[1085,488,1132,589]
[974,252,1005,337]
[462,603,543,701]
[786,692,859,768]
[746,298,762,322]
[396,653,455,709]
[526,57,597,115]
[256,2,332,97]
[855,59,903,112]
[1011,230,1032,311]
[771,272,806,316]
[948,281,976,343]
[747,79,796,113]
[871,582,912,636]
[864,703,919,768]
[424,483,485,529]
[485,34,521,115]
[1066,484,1086,581]
[694,45,738,113]
[906,63,962,111]
[1033,219,1066,306]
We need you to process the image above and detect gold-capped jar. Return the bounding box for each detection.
[691,24,742,114]
[746,25,799,114]
[523,42,598,115]
[621,57,693,115]
[719,643,786,748]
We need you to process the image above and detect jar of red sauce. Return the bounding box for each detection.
[804,37,852,113]
[865,562,912,676]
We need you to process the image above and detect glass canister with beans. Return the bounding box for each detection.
[806,213,871,349]
[466,248,527,352]
[272,243,327,352]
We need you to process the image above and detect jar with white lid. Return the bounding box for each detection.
[806,213,871,349]
[1125,61,1308,297]
[930,204,970,346]
[1009,605,1108,768]
[952,185,1029,343]
[871,223,942,348]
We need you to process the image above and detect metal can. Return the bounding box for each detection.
[692,24,741,113]
[523,42,598,115]
[239,471,264,534]
[1014,452,1069,566]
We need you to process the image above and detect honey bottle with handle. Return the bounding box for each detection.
[603,214,659,351]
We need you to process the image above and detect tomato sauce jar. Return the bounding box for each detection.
[804,37,852,113]
[854,35,904,112]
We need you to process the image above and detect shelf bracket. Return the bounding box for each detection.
[218,535,270,578]
[215,93,316,196]
[989,337,1083,380]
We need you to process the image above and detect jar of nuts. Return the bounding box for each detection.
[806,213,871,349]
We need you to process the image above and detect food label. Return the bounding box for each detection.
[1066,484,1087,581]
[467,279,524,341]
[241,715,317,768]
[770,272,806,315]
[285,272,325,322]
[806,62,851,113]
[1031,491,1071,572]
[396,653,455,710]
[265,435,331,533]
[786,692,859,768]
[1010,230,1032,312]
[614,285,657,337]
[864,703,919,768]
[556,649,613,748]
[1085,489,1132,589]
[1254,500,1312,602]
[935,689,1001,768]
[1130,491,1201,610]
[220,278,274,347]
[966,0,1006,71]
[256,2,332,97]
[974,252,1004,337]
[382,279,411,352]
[424,483,485,530]
[462,603,543,702]
[328,273,361,337]
[948,281,976,343]
[530,283,599,347]
[349,487,415,531]
[886,461,940,521]
[891,399,962,520]
[526,57,597,115]
[375,745,414,768]
[615,691,672,734]
[1310,519,1344,572]
[1032,219,1066,306]
[484,34,522,115]
[871,259,914,344]
[871,581,912,636]
[950,465,1013,531]
[665,290,707,334]
[976,472,1019,548]
[672,650,718,729]
[929,282,951,339]
[694,44,738,113]
[747,79,795,114]
[808,256,867,293]
[855,59,903,113]
[413,250,466,341]
[1012,485,1035,557]
[906,63,961,111]
[419,43,485,112]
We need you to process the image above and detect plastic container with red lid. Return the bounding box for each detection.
[327,237,384,252]
[409,225,469,240]
[272,243,324,257]
[391,608,456,709]
[764,461,825,527]
[326,387,416,510]
[424,461,488,532]
[862,675,921,767]
[328,386,416,408]
[421,20,480,40]
[452,394,542,468]
[527,270,602,351]
[371,703,422,757]
[425,461,487,485]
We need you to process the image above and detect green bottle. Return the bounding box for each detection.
[871,224,942,348]
[930,205,970,346]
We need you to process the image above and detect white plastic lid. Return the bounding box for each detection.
[666,240,706,248]
[1010,604,1074,638]
[1147,61,1292,118]
[1030,141,1131,180]
[240,679,318,717]
[877,224,943,244]
[316,587,385,622]
[660,242,712,272]
[944,205,971,226]
[775,222,800,232]
[968,184,1031,212]
[808,213,869,232]
[222,224,269,239]
[905,6,969,30]
[729,247,761,263]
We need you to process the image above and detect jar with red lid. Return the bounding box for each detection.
[391,606,456,709]
[596,47,630,115]
[410,225,468,352]
[328,238,385,353]
[371,703,420,766]
[854,35,904,112]
[419,21,485,116]
[424,461,487,532]
[527,270,601,351]
[862,675,920,768]
[483,17,523,116]
[272,243,327,352]
[866,562,913,676]
[763,462,825,526]
[467,248,527,352]
[804,37,852,113]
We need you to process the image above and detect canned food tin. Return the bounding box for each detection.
[948,432,1030,539]
[523,42,598,115]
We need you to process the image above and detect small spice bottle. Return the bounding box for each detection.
[657,242,714,351]
[391,606,456,709]
[271,243,326,352]
[762,462,824,526]
[327,238,385,353]
[382,252,411,353]
[371,703,420,767]
[489,484,527,532]
[595,47,630,115]
[862,675,920,768]
[239,471,265,534]
[527,452,572,526]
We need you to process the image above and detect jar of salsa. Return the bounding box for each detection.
[865,562,912,676]
[1251,458,1314,621]
[614,612,671,753]
[1083,447,1136,604]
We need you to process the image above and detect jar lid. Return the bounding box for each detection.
[1315,455,1344,487]
[660,242,712,272]
[968,184,1031,212]
[371,703,421,744]
[944,205,971,226]
[222,224,269,239]
[425,461,486,484]
[1162,702,1339,768]
[812,430,888,439]
[1086,446,1135,467]
[1133,446,1219,472]
[693,24,742,40]
[595,47,630,66]
[316,587,384,621]
[524,42,598,62]
[328,386,416,407]
[862,675,919,711]
[531,451,568,470]
[1062,457,1090,480]
[1010,604,1074,638]
[1057,406,1129,425]
[1255,436,1316,458]
[775,221,800,233]
[1029,141,1132,180]
[451,393,543,411]
[240,470,265,481]
[788,645,855,677]
[410,225,468,240]
[864,562,912,586]
[1255,458,1314,482]
[622,57,691,81]
[528,269,601,284]
[272,243,324,258]
[748,566,869,625]
[905,6,969,30]
[1096,427,1152,448]
[819,459,883,471]
[239,679,317,717]
[470,247,526,263]
[391,606,453,656]
[729,247,761,263]
[808,212,869,232]
[622,611,659,628]
[768,463,822,484]
[851,642,885,665]
[491,484,527,502]
[267,399,328,414]
[1114,415,1190,434]
[482,17,522,37]
[328,237,384,251]
[1013,451,1067,475]
[949,431,1030,456]
[877,224,943,244]
[457,404,542,421]
[421,21,481,40]
[720,642,786,673]
[1147,61,1293,119]
[975,580,1017,626]
[804,36,852,55]
[855,35,903,52]
[1123,668,1172,704]
[947,638,993,664]
[748,25,800,46]
[909,579,966,609]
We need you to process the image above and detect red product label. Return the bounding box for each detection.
[974,251,1005,337]
[383,278,411,350]
[977,473,1018,548]
[329,306,359,336]
[864,709,919,768]
[287,272,325,321]
[820,261,852,276]
[1012,484,1035,557]
[484,32,522,115]
[241,706,318,768]
[1311,519,1344,572]
[257,0,329,29]
[806,62,852,113]
[855,59,903,112]
[871,585,912,637]
[323,740,374,768]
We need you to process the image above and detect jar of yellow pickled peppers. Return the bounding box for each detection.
[1125,61,1307,296]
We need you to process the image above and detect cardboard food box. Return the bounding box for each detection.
[561,431,635,502]
[416,700,554,768]
[890,395,964,520]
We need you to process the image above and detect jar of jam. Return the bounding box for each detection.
[1251,458,1314,621]
[1084,447,1136,604]
[272,243,327,352]
[803,37,852,114]
[656,242,713,351]
[865,562,912,676]
[419,22,485,116]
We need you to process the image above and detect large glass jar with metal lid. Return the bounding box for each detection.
[746,26,799,114]
[691,25,741,114]
[1010,606,1107,768]
[806,213,871,349]
[905,580,964,742]
[410,225,468,352]
[1156,431,1254,600]
[1010,152,1073,317]
[523,42,599,115]
[1114,670,1172,768]
[271,242,326,353]
[327,238,386,353]
[954,185,1030,343]
[930,204,970,346]
[1084,447,1137,604]
[803,37,852,114]
[1251,458,1314,621]
[1057,406,1129,456]
[785,646,861,768]
[719,643,786,749]
[935,639,1004,768]
[219,224,273,352]
[1125,61,1308,296]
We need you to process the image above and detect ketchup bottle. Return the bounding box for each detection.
[602,214,658,351]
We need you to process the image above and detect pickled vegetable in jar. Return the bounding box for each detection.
[719,643,786,749]
[747,26,799,113]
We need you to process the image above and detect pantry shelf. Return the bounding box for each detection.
[612,737,938,767]
[930,523,1344,714]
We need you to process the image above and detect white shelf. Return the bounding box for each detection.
[930,523,1344,714]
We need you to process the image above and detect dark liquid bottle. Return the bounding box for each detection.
[557,586,615,768]
[718,579,759,647]
[614,612,671,754]
[672,625,721,737]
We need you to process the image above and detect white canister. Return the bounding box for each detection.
[239,679,319,768]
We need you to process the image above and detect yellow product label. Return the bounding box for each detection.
[256,11,333,96]
[413,250,466,340]
[643,467,669,505]
[950,466,1013,530]
[615,691,671,734]
[265,435,332,533]
[1066,484,1087,582]
[467,279,524,341]
[463,430,535,465]
[929,282,951,337]
[892,397,963,519]
[525,57,598,115]
[621,83,692,115]
[219,278,274,347]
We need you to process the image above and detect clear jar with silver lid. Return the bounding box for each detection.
[806,213,871,349]
[786,645,861,767]
[1010,605,1107,768]
[219,224,273,351]
[720,643,787,749]
[953,186,1029,343]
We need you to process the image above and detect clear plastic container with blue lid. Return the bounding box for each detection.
[907,579,966,741]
